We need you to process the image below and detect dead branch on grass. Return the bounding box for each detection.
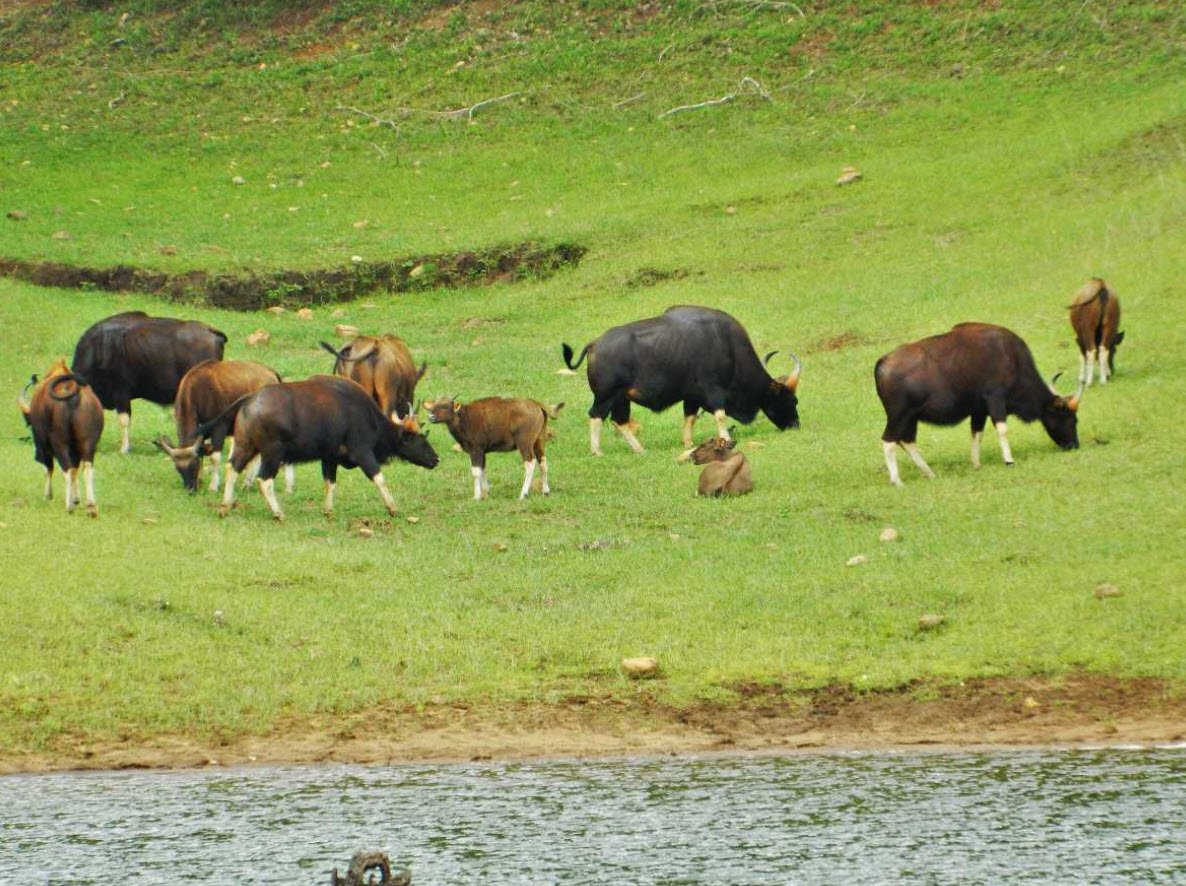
[658,77,771,119]
[702,0,806,14]
[612,92,647,110]
[334,106,398,129]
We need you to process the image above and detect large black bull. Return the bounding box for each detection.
[71,311,227,453]
[874,322,1083,486]
[561,305,801,455]
[203,375,439,521]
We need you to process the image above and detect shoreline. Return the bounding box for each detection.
[4,675,1183,775]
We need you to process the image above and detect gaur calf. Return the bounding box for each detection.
[18,359,105,516]
[1068,278,1124,386]
[422,397,563,500]
[678,435,754,497]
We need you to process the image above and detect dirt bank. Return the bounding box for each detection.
[0,241,585,311]
[3,675,1183,774]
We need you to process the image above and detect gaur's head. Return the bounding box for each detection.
[421,397,458,426]
[761,351,801,430]
[678,435,738,465]
[390,415,439,469]
[1041,376,1083,451]
[154,436,205,492]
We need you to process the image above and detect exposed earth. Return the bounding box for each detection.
[4,675,1182,774]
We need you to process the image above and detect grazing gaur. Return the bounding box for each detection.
[203,375,438,521]
[422,397,563,500]
[561,305,800,455]
[320,334,427,422]
[17,359,105,516]
[678,435,754,497]
[154,359,291,494]
[874,322,1083,486]
[1068,278,1124,386]
[71,311,227,453]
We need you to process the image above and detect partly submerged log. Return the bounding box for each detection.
[330,851,411,886]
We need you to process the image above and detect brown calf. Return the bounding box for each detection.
[154,359,287,493]
[321,335,426,421]
[678,436,753,497]
[17,359,105,516]
[422,397,563,500]
[1068,278,1124,386]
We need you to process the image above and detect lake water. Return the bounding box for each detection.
[3,747,1184,884]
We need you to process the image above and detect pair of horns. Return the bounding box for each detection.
[1048,372,1084,412]
[764,350,803,392]
[154,436,202,458]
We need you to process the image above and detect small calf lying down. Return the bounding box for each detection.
[678,435,753,497]
[17,359,105,516]
[423,397,563,500]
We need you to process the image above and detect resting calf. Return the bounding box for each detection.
[678,435,753,497]
[17,359,105,516]
[422,397,562,500]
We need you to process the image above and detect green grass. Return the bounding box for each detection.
[1,0,1185,755]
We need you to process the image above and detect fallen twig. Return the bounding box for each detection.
[658,77,771,119]
[334,105,398,129]
[612,92,647,110]
[703,0,806,14]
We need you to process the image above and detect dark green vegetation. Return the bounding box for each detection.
[1,1,1184,759]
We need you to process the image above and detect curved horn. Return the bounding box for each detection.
[763,350,779,366]
[784,351,802,392]
[1048,371,1064,395]
[1067,379,1085,412]
[17,374,37,415]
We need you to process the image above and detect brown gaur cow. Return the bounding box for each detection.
[320,335,426,422]
[154,360,291,494]
[1068,278,1124,386]
[18,359,105,516]
[875,323,1082,486]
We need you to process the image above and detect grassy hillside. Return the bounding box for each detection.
[1,1,1184,761]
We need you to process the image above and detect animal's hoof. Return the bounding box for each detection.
[87,505,98,518]
[591,450,603,457]
[324,511,334,521]
[218,506,230,518]
[273,512,285,522]
[1005,461,1015,467]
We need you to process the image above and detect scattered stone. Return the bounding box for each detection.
[350,255,363,263]
[265,306,286,315]
[296,307,314,320]
[158,245,178,256]
[725,205,737,215]
[231,175,246,185]
[352,220,369,228]
[621,656,660,679]
[879,527,899,543]
[357,527,374,539]
[52,230,72,240]
[141,517,158,525]
[409,264,425,279]
[213,610,225,627]
[1023,696,1041,710]
[492,542,509,553]
[556,368,577,376]
[334,323,359,338]
[950,62,965,78]
[846,554,868,567]
[1094,583,1121,599]
[331,308,347,318]
[836,166,863,185]
[7,210,27,220]
[406,516,420,525]
[918,613,945,630]
[246,328,271,347]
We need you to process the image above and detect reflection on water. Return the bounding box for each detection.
[3,748,1184,884]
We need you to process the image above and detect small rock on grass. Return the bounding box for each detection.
[918,613,945,630]
[7,210,27,220]
[52,230,72,240]
[836,166,863,185]
[265,306,286,315]
[357,527,374,539]
[334,323,359,338]
[296,308,314,320]
[846,554,868,567]
[492,542,509,553]
[879,527,899,543]
[621,656,659,679]
[246,329,270,347]
[406,516,420,525]
[1094,583,1121,599]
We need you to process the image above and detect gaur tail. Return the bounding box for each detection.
[561,343,590,370]
[209,327,229,345]
[48,373,91,401]
[416,362,428,382]
[193,392,254,443]
[542,402,565,420]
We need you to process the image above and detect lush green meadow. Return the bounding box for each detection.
[1,1,1184,759]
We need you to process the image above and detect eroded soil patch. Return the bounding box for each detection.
[6,675,1183,774]
[0,241,586,311]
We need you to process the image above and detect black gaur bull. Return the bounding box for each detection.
[154,360,290,494]
[71,311,227,454]
[874,322,1083,486]
[561,305,801,455]
[17,359,105,516]
[197,375,439,521]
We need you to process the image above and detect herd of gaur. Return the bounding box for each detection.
[16,277,1123,519]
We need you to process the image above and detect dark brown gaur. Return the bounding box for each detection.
[321,334,426,421]
[17,358,105,516]
[422,396,563,500]
[678,435,754,497]
[1068,278,1124,386]
[154,359,287,493]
